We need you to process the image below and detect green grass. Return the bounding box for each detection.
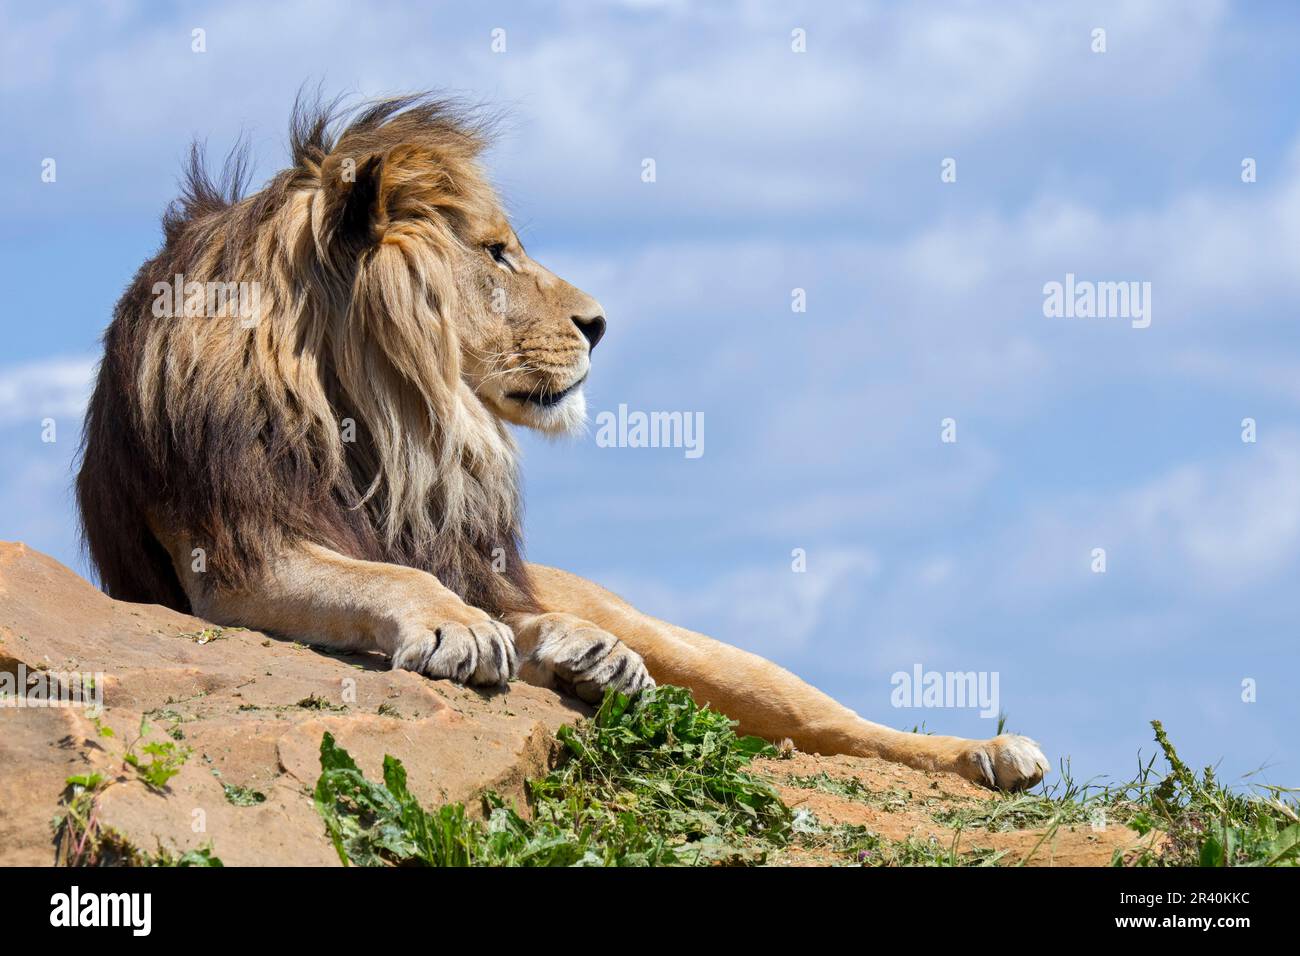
[52,773,223,867]
[934,791,1099,833]
[785,772,916,813]
[793,821,1005,866]
[57,689,1297,869]
[313,685,789,866]
[297,693,348,712]
[929,720,1300,867]
[221,782,267,807]
[1117,721,1300,867]
[45,684,1300,868]
[302,691,1300,868]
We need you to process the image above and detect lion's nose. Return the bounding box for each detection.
[572,313,606,351]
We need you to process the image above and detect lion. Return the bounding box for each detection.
[76,95,1047,790]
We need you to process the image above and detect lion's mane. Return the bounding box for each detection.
[76,95,537,618]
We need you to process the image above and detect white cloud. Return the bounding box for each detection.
[0,357,96,427]
[604,547,880,659]
[998,431,1300,604]
[0,0,1234,225]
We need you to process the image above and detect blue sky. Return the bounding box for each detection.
[3,0,1298,790]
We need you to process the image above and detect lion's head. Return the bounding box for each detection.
[78,95,598,617]
[306,95,605,438]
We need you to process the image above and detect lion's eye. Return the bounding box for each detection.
[485,242,509,265]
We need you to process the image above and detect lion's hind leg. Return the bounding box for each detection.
[524,563,1048,791]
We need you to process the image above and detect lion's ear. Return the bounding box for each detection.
[319,152,388,253]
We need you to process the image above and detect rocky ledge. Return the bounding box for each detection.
[0,542,584,866]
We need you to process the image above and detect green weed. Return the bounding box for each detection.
[314,685,788,866]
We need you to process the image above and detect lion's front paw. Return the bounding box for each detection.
[390,618,517,688]
[519,614,654,703]
[957,734,1049,791]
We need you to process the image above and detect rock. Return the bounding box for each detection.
[0,542,585,866]
[0,541,1155,868]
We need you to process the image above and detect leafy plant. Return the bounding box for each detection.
[123,718,191,791]
[297,693,347,712]
[222,783,267,807]
[52,773,113,866]
[314,686,789,866]
[53,772,223,867]
[150,846,224,867]
[1119,721,1300,867]
[176,626,244,645]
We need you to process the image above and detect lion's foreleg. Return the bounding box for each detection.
[525,564,1048,790]
[159,534,516,686]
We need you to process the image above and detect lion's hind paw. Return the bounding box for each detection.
[961,734,1049,791]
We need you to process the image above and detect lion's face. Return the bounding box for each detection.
[452,210,603,434]
[448,209,605,436]
[307,104,605,439]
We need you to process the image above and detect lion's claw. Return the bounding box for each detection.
[390,619,517,687]
[519,615,653,702]
[959,734,1049,791]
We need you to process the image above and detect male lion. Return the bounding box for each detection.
[77,96,1047,790]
